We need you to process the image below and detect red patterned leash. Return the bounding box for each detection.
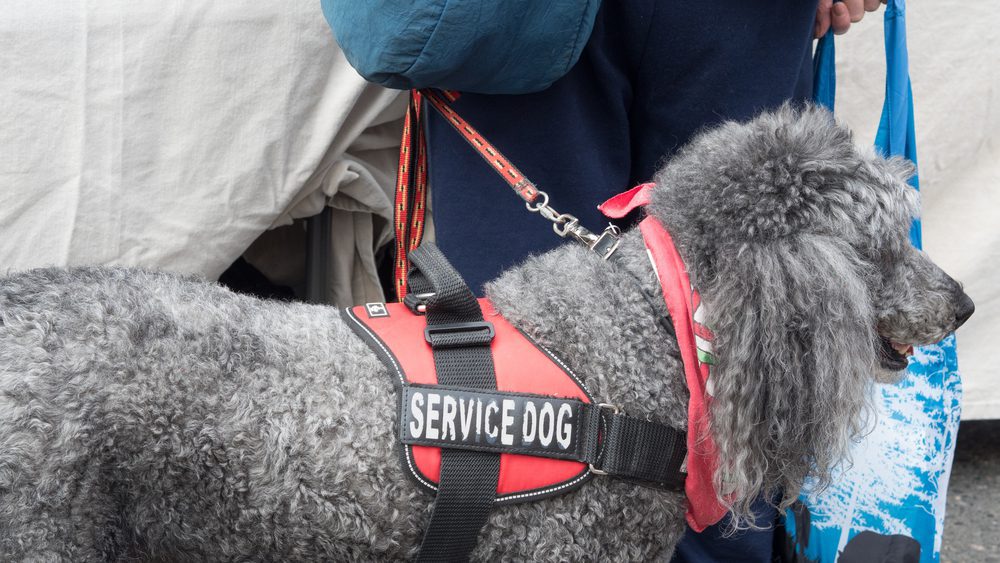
[393,92,428,301]
[392,88,622,300]
[420,89,541,204]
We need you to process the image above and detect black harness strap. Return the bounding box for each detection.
[397,384,686,490]
[407,244,500,563]
[599,410,688,490]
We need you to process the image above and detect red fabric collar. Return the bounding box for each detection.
[600,184,726,531]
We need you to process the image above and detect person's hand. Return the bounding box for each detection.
[814,0,886,38]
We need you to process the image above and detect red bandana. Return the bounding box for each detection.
[599,184,726,531]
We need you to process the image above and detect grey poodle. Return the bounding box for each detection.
[0,105,974,561]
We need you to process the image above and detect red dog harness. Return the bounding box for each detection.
[344,244,687,562]
[344,298,595,501]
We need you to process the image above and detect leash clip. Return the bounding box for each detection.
[527,191,623,260]
[586,225,622,260]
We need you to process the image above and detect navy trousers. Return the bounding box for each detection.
[426,1,817,559]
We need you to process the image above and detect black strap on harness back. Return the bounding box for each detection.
[407,244,500,562]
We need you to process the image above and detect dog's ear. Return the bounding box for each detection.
[647,104,880,525]
[884,155,917,184]
[703,233,877,524]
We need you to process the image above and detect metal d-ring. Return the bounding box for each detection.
[552,214,580,238]
[525,191,549,212]
[589,403,622,476]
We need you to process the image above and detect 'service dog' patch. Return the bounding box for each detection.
[401,385,590,460]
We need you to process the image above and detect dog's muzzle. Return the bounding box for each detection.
[878,337,911,371]
[955,291,975,328]
[879,290,975,371]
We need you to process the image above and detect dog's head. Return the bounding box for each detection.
[647,104,973,524]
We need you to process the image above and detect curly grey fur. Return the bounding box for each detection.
[0,105,970,560]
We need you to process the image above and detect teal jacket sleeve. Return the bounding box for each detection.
[320,0,601,95]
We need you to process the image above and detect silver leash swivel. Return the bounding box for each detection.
[526,190,622,260]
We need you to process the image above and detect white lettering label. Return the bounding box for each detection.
[539,402,555,447]
[409,392,424,438]
[403,390,580,454]
[484,401,499,442]
[556,403,573,450]
[500,399,515,446]
[475,399,483,441]
[522,401,537,445]
[442,396,457,441]
[426,393,440,440]
[459,398,474,440]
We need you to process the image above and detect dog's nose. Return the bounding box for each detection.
[955,292,975,327]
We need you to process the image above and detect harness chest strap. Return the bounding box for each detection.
[405,244,500,563]
[399,383,687,486]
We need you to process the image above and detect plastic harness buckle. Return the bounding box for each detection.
[424,321,496,348]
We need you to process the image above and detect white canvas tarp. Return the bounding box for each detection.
[0,1,405,305]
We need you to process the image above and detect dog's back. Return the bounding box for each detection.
[0,262,690,561]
